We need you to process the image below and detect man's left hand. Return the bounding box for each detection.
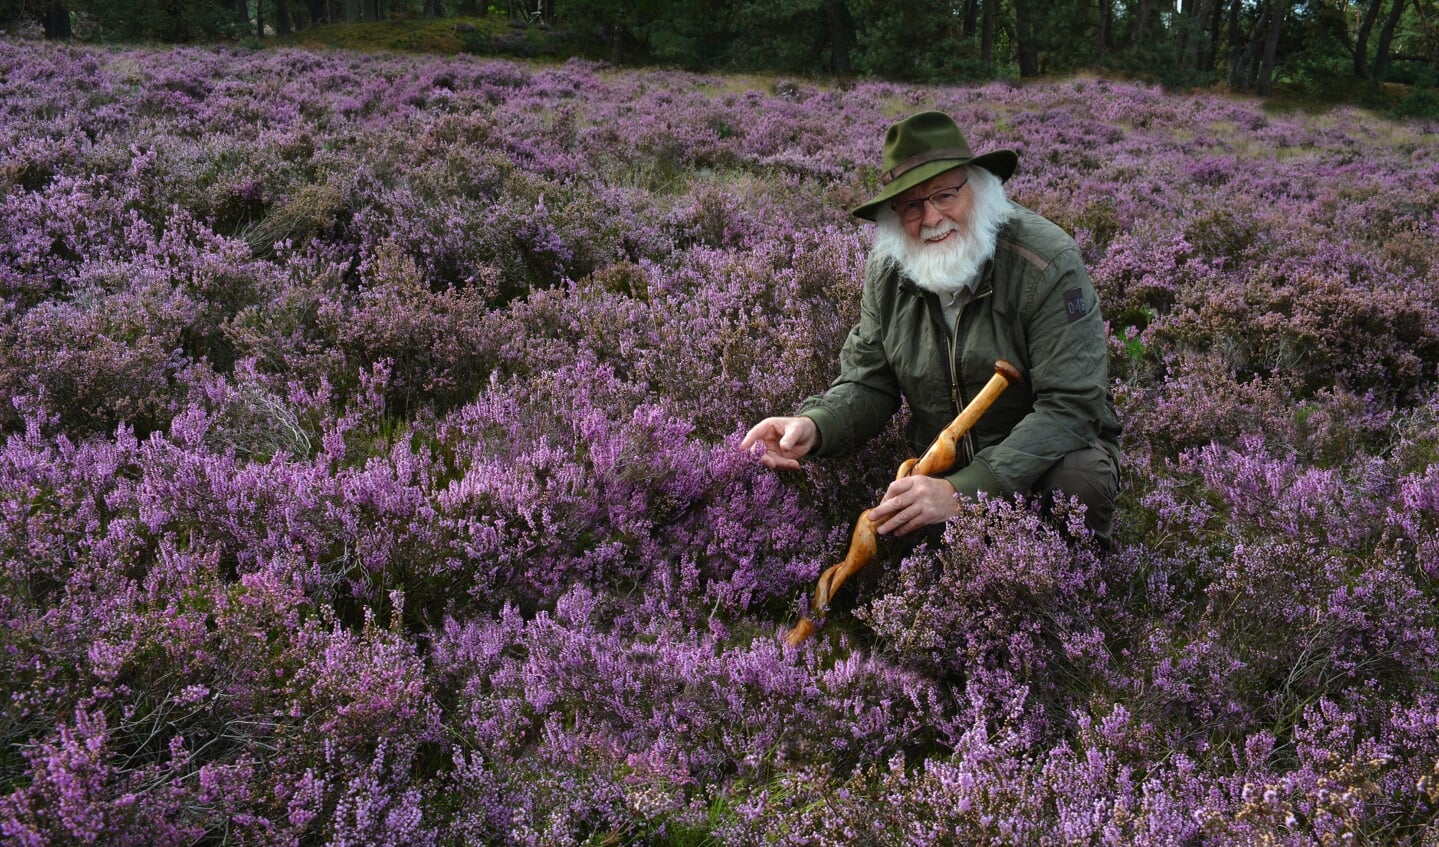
[869,475,961,537]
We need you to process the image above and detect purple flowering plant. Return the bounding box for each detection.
[2,39,1438,844]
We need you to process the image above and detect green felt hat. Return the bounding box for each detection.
[851,111,1018,221]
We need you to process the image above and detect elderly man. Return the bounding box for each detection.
[741,110,1121,547]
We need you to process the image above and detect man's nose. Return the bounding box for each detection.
[921,198,946,228]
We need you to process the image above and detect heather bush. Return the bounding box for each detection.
[323,241,500,413]
[858,499,1112,722]
[433,352,831,617]
[2,39,1437,844]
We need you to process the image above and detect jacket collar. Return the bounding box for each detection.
[894,258,995,300]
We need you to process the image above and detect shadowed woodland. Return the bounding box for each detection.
[5,0,1438,107]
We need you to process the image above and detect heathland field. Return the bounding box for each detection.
[2,40,1438,844]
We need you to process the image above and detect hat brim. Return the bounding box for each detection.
[850,149,1018,221]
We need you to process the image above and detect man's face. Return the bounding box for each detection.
[890,168,975,245]
[871,164,1009,298]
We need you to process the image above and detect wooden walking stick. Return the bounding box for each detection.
[784,360,1024,647]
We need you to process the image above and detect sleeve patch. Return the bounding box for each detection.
[1063,288,1086,322]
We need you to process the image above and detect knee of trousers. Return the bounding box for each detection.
[1033,446,1119,519]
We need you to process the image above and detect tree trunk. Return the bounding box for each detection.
[1254,0,1285,95]
[1012,0,1040,75]
[1417,0,1438,63]
[275,0,292,34]
[1181,0,1221,71]
[1201,0,1224,70]
[825,0,852,74]
[1372,0,1407,78]
[1230,0,1267,89]
[308,0,327,24]
[1174,0,1194,65]
[981,0,995,72]
[346,0,360,23]
[1096,0,1111,64]
[1353,0,1385,78]
[423,0,443,17]
[1235,24,1253,86]
[41,3,71,38]
[1225,0,1245,86]
[1245,13,1264,88]
[1130,0,1154,47]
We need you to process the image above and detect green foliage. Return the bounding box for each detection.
[1287,1,1376,99]
[643,0,734,70]
[1106,30,1216,88]
[0,0,34,29]
[79,0,246,42]
[726,0,828,74]
[551,0,665,63]
[4,0,1434,114]
[1395,66,1439,118]
[457,19,573,59]
[848,0,988,81]
[281,15,497,53]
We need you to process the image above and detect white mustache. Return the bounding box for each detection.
[919,222,960,242]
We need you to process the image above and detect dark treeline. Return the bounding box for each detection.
[3,0,1437,100]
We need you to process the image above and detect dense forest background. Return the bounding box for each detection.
[2,0,1437,111]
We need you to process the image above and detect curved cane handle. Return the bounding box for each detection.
[784,360,1023,647]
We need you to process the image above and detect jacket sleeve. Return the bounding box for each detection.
[796,258,903,458]
[971,246,1112,496]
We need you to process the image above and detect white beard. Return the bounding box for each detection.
[871,167,1012,298]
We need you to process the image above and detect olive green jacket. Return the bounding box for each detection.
[798,203,1122,499]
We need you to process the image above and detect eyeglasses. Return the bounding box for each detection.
[891,176,970,223]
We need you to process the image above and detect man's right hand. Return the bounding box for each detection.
[739,416,818,471]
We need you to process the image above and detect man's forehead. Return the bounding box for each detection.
[897,166,968,199]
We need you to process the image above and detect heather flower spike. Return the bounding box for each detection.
[784,360,1023,646]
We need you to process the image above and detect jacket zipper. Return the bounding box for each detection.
[947,287,993,468]
[947,308,975,467]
